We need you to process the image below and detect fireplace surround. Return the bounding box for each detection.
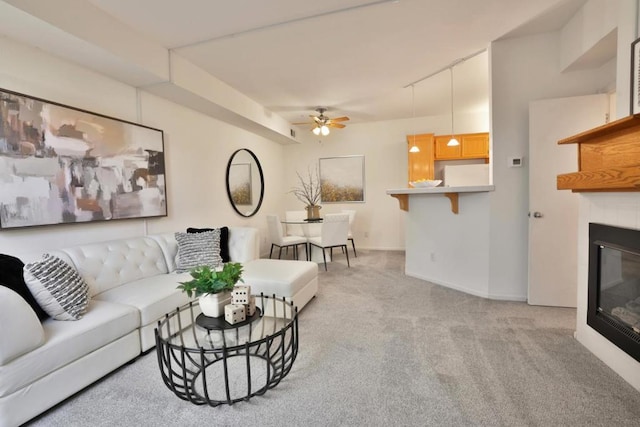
[588,223,640,363]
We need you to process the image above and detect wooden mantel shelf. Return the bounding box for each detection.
[386,185,494,214]
[558,114,640,192]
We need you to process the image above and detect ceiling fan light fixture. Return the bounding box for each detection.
[320,125,330,136]
[312,126,321,135]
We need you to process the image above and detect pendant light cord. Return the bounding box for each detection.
[412,84,416,146]
[450,67,454,140]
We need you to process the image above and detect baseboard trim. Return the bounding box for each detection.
[405,270,527,302]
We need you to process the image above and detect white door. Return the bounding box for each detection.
[528,94,608,307]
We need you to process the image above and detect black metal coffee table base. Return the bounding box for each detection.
[155,294,298,406]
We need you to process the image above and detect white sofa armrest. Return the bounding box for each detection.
[228,227,259,263]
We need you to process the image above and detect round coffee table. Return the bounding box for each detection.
[155,294,298,406]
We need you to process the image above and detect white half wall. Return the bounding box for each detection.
[405,192,493,299]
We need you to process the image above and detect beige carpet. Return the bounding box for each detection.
[28,250,640,426]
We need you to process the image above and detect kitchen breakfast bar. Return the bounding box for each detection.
[386,185,506,300]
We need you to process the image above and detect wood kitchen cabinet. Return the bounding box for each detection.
[407,133,435,182]
[434,132,489,160]
[460,133,489,159]
[434,135,461,159]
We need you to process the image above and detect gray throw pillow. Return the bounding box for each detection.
[175,229,222,273]
[23,254,89,321]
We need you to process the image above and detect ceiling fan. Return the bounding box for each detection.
[293,107,349,136]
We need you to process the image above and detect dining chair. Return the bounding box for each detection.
[266,215,308,260]
[342,209,357,257]
[307,213,350,271]
[285,210,306,236]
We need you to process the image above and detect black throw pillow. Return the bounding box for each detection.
[187,226,230,262]
[0,253,50,321]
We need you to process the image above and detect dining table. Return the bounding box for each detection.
[280,218,327,262]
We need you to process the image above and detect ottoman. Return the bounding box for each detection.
[242,259,318,314]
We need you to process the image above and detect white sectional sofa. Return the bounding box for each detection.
[0,227,318,427]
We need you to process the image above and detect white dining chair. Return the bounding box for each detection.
[266,215,308,260]
[307,213,350,271]
[342,209,357,257]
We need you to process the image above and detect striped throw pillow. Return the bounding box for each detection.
[23,254,89,321]
[175,229,222,273]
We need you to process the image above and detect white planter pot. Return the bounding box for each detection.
[198,291,231,317]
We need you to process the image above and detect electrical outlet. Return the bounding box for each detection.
[430,252,436,261]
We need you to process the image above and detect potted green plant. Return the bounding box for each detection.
[177,263,244,317]
[290,166,322,219]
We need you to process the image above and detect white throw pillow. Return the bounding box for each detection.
[23,254,89,321]
[175,230,222,273]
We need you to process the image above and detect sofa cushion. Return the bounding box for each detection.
[175,230,222,273]
[0,286,45,366]
[93,272,193,326]
[1,253,49,321]
[187,226,230,262]
[61,237,169,297]
[0,299,139,398]
[23,254,89,321]
[242,259,318,297]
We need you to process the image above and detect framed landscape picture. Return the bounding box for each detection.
[228,162,252,205]
[319,155,365,203]
[0,88,167,229]
[631,37,640,114]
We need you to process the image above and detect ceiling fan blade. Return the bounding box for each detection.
[327,123,346,128]
[329,116,350,122]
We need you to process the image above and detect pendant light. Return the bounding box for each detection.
[447,66,459,147]
[409,84,420,153]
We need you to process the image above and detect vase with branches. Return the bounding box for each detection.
[290,166,322,219]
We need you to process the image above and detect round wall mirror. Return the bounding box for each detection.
[225,148,264,217]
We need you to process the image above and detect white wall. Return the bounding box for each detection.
[489,30,615,300]
[0,36,285,258]
[282,111,489,251]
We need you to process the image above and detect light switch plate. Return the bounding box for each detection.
[508,157,523,167]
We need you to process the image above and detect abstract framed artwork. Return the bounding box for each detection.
[319,155,365,203]
[631,37,640,115]
[228,162,252,205]
[0,88,167,229]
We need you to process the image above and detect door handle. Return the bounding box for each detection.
[532,211,543,218]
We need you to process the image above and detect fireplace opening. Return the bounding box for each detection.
[588,223,640,363]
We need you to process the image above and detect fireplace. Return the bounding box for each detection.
[588,223,640,362]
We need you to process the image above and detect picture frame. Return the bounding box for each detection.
[228,163,252,205]
[0,88,167,229]
[319,155,365,203]
[630,37,640,115]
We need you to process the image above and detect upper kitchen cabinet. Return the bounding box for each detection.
[407,133,435,182]
[434,135,461,159]
[434,132,489,160]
